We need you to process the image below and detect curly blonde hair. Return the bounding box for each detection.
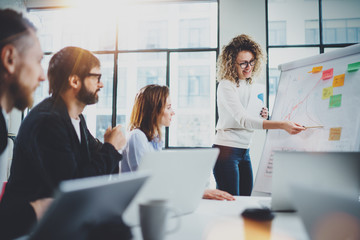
[216,34,266,85]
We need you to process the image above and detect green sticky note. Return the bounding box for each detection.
[329,94,342,108]
[347,62,360,72]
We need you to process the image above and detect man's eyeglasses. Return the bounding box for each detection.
[87,73,102,83]
[237,60,255,69]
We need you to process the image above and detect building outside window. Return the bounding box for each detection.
[323,18,360,44]
[269,21,287,45]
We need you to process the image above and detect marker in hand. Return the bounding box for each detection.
[260,107,268,119]
[303,125,324,129]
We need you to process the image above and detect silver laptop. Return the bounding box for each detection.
[291,185,360,240]
[271,151,360,211]
[122,148,219,226]
[27,172,150,240]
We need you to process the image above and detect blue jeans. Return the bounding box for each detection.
[212,145,253,196]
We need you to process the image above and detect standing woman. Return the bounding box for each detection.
[213,34,305,196]
[121,84,235,201]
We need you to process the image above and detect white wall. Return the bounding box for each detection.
[219,0,267,66]
[219,0,267,187]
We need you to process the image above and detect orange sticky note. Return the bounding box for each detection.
[321,68,333,80]
[322,86,333,99]
[308,66,323,73]
[332,74,345,87]
[329,127,342,141]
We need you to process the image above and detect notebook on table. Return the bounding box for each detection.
[270,151,360,212]
[26,172,150,240]
[122,148,219,227]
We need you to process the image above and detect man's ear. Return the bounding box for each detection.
[68,75,81,89]
[1,45,18,74]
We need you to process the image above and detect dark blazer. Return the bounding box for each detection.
[0,96,122,240]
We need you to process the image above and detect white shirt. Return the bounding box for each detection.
[214,79,263,149]
[2,108,8,129]
[70,117,81,143]
[0,108,9,183]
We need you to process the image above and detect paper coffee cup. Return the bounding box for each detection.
[241,208,275,240]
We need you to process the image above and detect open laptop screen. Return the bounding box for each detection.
[28,172,149,240]
[122,148,219,226]
[291,185,360,240]
[271,151,360,212]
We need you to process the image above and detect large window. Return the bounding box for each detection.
[267,0,360,114]
[28,1,218,147]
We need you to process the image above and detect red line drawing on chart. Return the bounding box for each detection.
[283,77,322,121]
[303,92,323,126]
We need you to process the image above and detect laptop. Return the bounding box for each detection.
[122,148,219,226]
[291,185,360,240]
[25,172,150,240]
[270,151,360,212]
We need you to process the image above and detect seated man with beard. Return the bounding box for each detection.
[0,9,45,155]
[0,46,126,240]
[0,8,45,238]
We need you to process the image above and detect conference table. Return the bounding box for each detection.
[130,196,310,240]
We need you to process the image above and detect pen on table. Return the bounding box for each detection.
[303,126,324,129]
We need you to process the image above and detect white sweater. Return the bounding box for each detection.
[214,79,264,149]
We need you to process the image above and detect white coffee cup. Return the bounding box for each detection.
[139,199,180,240]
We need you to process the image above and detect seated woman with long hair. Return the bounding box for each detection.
[121,84,234,201]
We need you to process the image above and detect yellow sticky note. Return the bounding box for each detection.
[308,66,323,73]
[332,74,345,87]
[322,86,333,99]
[329,127,342,141]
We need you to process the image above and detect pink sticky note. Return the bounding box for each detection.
[322,68,334,80]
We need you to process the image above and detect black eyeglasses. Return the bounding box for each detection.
[87,73,102,83]
[237,60,255,69]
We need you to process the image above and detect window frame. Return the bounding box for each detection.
[265,0,358,114]
[27,1,220,149]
